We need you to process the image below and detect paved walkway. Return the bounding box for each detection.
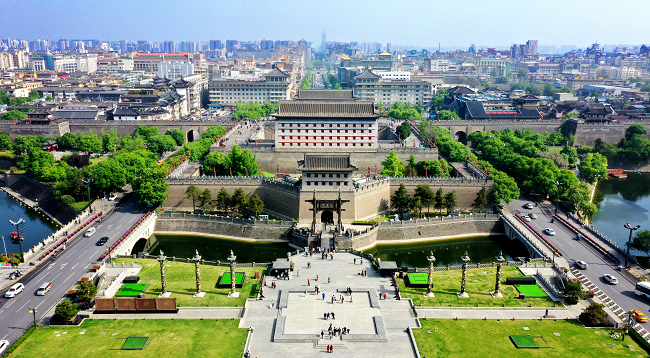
[240,252,419,357]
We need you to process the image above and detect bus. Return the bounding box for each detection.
[635,282,650,299]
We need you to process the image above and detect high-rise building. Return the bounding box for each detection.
[226,40,238,52]
[163,41,176,54]
[321,30,326,52]
[526,40,538,56]
[209,40,223,50]
[261,39,275,50]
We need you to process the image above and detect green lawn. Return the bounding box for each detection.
[400,267,559,307]
[9,319,247,358]
[548,146,563,153]
[89,157,107,165]
[70,201,89,211]
[112,258,266,307]
[415,319,648,358]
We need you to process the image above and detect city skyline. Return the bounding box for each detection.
[1,0,649,49]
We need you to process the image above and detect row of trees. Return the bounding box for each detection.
[391,183,458,217]
[1,109,27,121]
[202,145,259,176]
[326,73,342,89]
[468,129,604,220]
[387,102,424,121]
[185,185,264,218]
[380,150,453,178]
[0,90,40,107]
[231,101,278,121]
[583,125,650,164]
[300,71,312,89]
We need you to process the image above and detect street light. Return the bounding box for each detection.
[82,178,94,212]
[624,223,641,268]
[28,307,37,327]
[9,218,25,263]
[554,181,565,215]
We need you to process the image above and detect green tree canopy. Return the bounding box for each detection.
[579,153,608,183]
[54,300,80,321]
[76,280,98,302]
[629,230,650,257]
[185,184,201,212]
[390,183,410,217]
[242,194,264,218]
[1,109,27,121]
[165,129,185,146]
[216,187,231,212]
[381,150,405,177]
[396,121,412,140]
[230,188,248,214]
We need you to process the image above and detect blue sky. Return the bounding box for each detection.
[2,0,649,48]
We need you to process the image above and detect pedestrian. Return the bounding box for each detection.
[331,296,334,304]
[327,312,331,320]
[342,296,345,304]
[324,313,327,320]
[316,275,319,281]
[297,270,300,277]
[361,258,363,264]
[380,292,382,300]
[384,293,387,300]
[308,279,310,286]
[328,277,331,284]
[321,330,324,338]
[331,312,335,320]
[354,258,357,265]
[331,346,334,353]
[340,294,343,302]
[322,292,325,300]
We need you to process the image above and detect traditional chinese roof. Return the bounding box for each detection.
[296,89,354,101]
[273,100,377,118]
[354,69,381,80]
[297,154,358,172]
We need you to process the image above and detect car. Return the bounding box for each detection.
[544,228,556,236]
[529,213,537,219]
[108,194,118,201]
[522,215,531,222]
[631,310,649,323]
[0,340,9,355]
[575,260,588,269]
[524,202,534,209]
[603,274,618,284]
[96,236,109,246]
[5,283,24,298]
[84,227,96,237]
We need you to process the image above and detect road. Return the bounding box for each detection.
[508,196,649,327]
[0,194,147,345]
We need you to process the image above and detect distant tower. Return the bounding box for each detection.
[321,30,326,53]
[526,40,538,56]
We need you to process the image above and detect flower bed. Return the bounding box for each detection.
[39,212,103,260]
[554,215,621,263]
[99,212,153,260]
[514,213,562,256]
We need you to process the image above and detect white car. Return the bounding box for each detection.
[524,203,534,209]
[544,228,556,236]
[603,274,618,284]
[522,215,531,222]
[529,213,537,219]
[84,227,97,237]
[0,340,9,355]
[575,260,588,269]
[5,283,24,298]
[108,194,117,201]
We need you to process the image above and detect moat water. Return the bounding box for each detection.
[591,172,650,253]
[0,191,58,257]
[142,233,529,268]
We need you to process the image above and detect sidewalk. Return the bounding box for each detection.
[85,307,244,319]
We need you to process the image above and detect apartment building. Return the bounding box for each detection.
[208,68,291,107]
[353,69,431,105]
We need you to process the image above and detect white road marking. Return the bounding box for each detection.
[16,301,28,313]
[71,263,78,270]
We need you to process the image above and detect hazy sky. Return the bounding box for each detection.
[2,0,649,48]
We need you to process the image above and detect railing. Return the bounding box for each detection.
[566,212,624,254]
[158,212,296,227]
[378,214,499,226]
[121,253,273,267]
[100,212,155,260]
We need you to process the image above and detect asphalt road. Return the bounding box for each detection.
[0,194,147,345]
[508,196,649,326]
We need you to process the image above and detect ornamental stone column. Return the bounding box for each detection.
[228,250,239,297]
[458,251,470,298]
[425,251,436,297]
[491,251,505,298]
[193,250,205,297]
[157,250,169,296]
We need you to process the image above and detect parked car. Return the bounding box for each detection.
[529,213,537,219]
[5,283,24,298]
[524,202,534,209]
[108,194,117,201]
[603,274,618,284]
[96,236,109,246]
[544,228,556,236]
[84,227,97,237]
[631,309,648,323]
[575,260,588,269]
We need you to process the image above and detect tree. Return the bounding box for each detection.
[1,109,27,121]
[135,125,160,141]
[410,196,423,217]
[13,136,42,155]
[517,69,528,78]
[86,159,127,193]
[563,279,586,304]
[199,188,214,211]
[390,184,410,218]
[579,302,608,326]
[133,167,168,206]
[380,150,405,177]
[165,129,185,146]
[57,132,78,150]
[76,280,98,302]
[54,300,80,321]
[434,188,445,212]
[414,184,434,212]
[60,195,74,205]
[148,134,177,155]
[231,188,248,214]
[66,154,90,168]
[216,187,231,212]
[242,194,264,218]
[436,110,460,120]
[185,185,201,212]
[396,121,412,140]
[473,185,488,208]
[77,130,102,153]
[579,153,608,183]
[629,230,650,257]
[444,191,457,213]
[0,133,12,151]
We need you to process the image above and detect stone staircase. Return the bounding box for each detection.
[313,339,347,350]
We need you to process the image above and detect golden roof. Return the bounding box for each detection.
[341,54,351,60]
[379,51,391,56]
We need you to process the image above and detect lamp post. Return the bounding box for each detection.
[192,250,204,297]
[228,250,239,297]
[624,223,640,268]
[82,179,94,213]
[554,181,565,215]
[425,251,436,297]
[157,250,168,295]
[9,218,25,263]
[28,307,37,327]
[458,251,470,298]
[491,251,505,298]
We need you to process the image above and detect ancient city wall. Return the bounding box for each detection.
[375,216,503,243]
